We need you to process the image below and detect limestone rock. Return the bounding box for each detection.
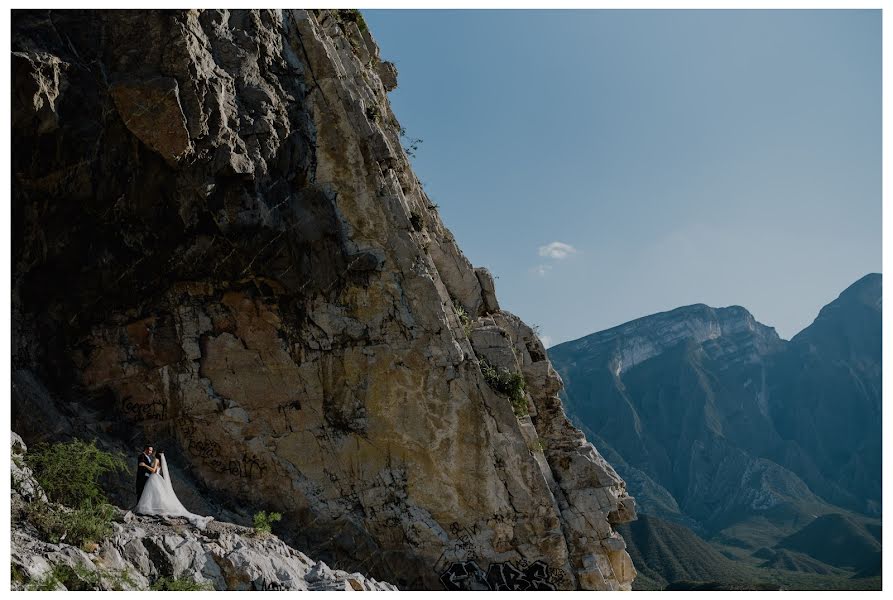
[12,9,635,590]
[377,60,399,92]
[11,432,47,504]
[110,77,192,165]
[475,267,501,314]
[11,50,65,134]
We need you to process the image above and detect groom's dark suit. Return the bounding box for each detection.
[136,453,154,499]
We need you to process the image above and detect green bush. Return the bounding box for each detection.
[25,438,127,509]
[26,500,119,548]
[24,562,140,591]
[480,359,529,417]
[453,299,472,337]
[105,568,138,591]
[253,510,282,536]
[26,563,100,591]
[337,9,368,33]
[150,576,213,591]
[11,563,26,585]
[22,439,125,549]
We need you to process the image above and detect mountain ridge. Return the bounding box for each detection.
[553,303,784,378]
[548,274,882,588]
[554,271,881,354]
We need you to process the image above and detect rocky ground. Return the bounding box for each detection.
[11,432,397,591]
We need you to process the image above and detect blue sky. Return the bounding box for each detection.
[364,9,881,346]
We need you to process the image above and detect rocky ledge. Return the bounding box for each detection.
[11,432,396,591]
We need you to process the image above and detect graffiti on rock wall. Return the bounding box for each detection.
[180,420,268,480]
[439,559,563,590]
[122,394,167,421]
[434,518,566,590]
[438,560,489,590]
[226,453,268,479]
[446,522,480,562]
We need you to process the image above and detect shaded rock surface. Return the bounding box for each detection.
[11,9,635,590]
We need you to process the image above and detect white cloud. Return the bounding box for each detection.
[538,241,578,260]
[539,335,553,348]
[530,264,552,277]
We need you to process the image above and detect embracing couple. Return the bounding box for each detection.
[134,445,213,530]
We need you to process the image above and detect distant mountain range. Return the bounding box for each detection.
[549,274,882,589]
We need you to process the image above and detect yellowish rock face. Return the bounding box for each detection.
[13,9,635,590]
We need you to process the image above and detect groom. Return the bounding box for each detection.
[135,445,155,501]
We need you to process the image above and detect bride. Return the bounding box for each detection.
[134,450,214,530]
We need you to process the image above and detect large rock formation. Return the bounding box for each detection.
[11,9,635,590]
[549,274,881,554]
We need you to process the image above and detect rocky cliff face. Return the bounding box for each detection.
[11,9,635,590]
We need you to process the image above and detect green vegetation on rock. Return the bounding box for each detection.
[25,438,127,509]
[337,9,368,33]
[150,577,214,591]
[25,500,119,548]
[26,563,101,591]
[479,358,528,417]
[23,439,126,548]
[253,510,282,536]
[453,299,472,337]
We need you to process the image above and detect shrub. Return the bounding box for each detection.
[25,438,127,509]
[25,500,119,548]
[453,299,472,337]
[150,577,213,591]
[253,510,282,536]
[11,563,26,585]
[27,563,100,591]
[105,568,138,591]
[530,438,546,453]
[23,439,124,549]
[337,9,368,33]
[479,359,529,417]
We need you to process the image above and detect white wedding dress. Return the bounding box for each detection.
[134,454,213,530]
